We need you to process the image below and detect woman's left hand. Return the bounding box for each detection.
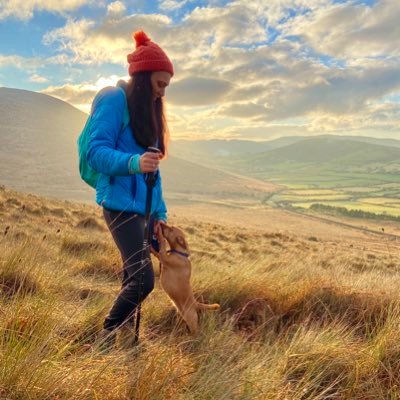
[153,220,167,236]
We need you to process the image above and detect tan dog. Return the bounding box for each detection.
[151,224,220,334]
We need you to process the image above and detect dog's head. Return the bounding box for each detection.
[161,224,190,253]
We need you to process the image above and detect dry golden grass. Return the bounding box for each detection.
[1,185,400,399]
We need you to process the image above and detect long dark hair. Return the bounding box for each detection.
[124,71,168,157]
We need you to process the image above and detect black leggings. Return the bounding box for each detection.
[102,207,155,330]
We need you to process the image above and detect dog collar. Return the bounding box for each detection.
[167,249,190,258]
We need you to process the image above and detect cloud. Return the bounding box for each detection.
[167,77,233,106]
[0,54,43,70]
[180,3,267,47]
[40,74,125,112]
[219,102,267,119]
[107,1,126,16]
[281,0,400,59]
[260,65,400,121]
[0,0,90,20]
[41,2,270,71]
[43,14,172,65]
[158,0,196,11]
[308,102,400,134]
[41,84,96,113]
[29,74,49,83]
[0,52,76,73]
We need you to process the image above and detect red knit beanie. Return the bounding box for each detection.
[127,31,174,77]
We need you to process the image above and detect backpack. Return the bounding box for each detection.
[77,86,130,189]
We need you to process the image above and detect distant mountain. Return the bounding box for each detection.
[226,137,400,175]
[0,87,275,203]
[334,136,400,148]
[299,134,400,150]
[170,135,400,166]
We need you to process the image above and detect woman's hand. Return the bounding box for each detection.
[153,220,167,236]
[140,151,161,173]
[151,220,167,257]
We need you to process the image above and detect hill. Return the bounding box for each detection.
[230,137,400,167]
[170,135,400,166]
[0,87,90,200]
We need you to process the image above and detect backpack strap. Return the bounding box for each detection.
[116,85,130,131]
[122,99,130,130]
[91,84,130,132]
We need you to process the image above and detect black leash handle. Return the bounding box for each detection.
[133,146,160,345]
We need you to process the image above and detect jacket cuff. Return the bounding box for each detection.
[128,154,141,174]
[154,212,167,222]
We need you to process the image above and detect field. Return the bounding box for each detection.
[2,186,400,398]
[213,153,400,223]
[266,179,400,221]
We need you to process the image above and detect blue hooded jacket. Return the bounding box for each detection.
[86,84,167,221]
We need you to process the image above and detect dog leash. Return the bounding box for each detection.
[133,146,159,346]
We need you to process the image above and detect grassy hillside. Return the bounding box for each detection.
[215,137,400,191]
[161,155,278,207]
[0,87,90,200]
[170,135,400,166]
[229,137,400,169]
[2,186,400,398]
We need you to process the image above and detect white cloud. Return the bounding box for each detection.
[43,14,172,65]
[158,0,195,11]
[0,54,42,70]
[181,4,267,47]
[281,0,400,59]
[0,0,90,20]
[29,73,49,83]
[107,1,126,16]
[40,74,126,112]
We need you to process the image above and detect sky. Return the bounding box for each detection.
[0,0,399,141]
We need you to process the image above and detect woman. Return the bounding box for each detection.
[86,30,173,350]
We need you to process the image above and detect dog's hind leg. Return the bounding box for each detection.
[180,305,199,335]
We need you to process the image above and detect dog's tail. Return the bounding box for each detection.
[197,302,220,310]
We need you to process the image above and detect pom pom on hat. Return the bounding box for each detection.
[132,30,151,49]
[127,30,174,76]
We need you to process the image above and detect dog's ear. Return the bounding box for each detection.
[177,235,189,252]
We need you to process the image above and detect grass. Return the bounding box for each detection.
[2,186,400,398]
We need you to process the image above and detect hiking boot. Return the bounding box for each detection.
[118,324,139,350]
[96,328,117,354]
[118,325,134,349]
